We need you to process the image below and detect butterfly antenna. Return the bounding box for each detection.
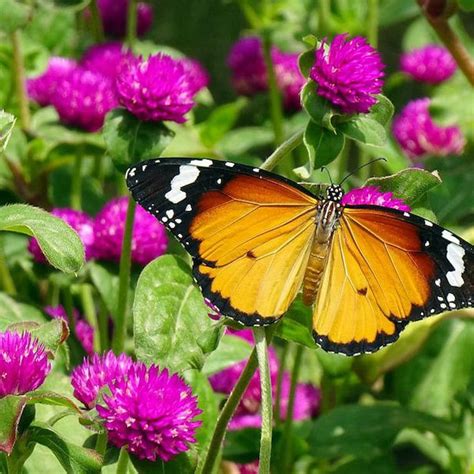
[320,166,333,185]
[339,157,387,186]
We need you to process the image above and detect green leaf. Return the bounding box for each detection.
[103,108,174,173]
[298,49,315,78]
[198,98,247,147]
[301,81,340,132]
[217,126,274,157]
[275,298,316,348]
[307,404,459,461]
[0,293,46,331]
[458,0,474,10]
[365,168,442,209]
[131,450,196,474]
[27,423,102,474]
[0,110,16,152]
[369,95,394,126]
[88,262,122,317]
[26,391,81,413]
[52,0,91,11]
[0,395,26,455]
[202,334,253,375]
[133,255,215,372]
[338,115,387,146]
[302,120,344,174]
[0,204,85,273]
[0,0,31,33]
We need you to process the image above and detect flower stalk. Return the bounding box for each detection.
[11,31,30,131]
[71,153,83,210]
[89,0,105,43]
[127,0,138,51]
[261,129,304,171]
[116,447,129,474]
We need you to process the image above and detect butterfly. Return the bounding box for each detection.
[126,158,474,355]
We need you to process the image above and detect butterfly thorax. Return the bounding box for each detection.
[302,187,343,306]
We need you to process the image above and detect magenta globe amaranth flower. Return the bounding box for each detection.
[93,197,168,265]
[180,58,210,94]
[227,36,268,96]
[94,0,153,38]
[341,186,411,211]
[117,53,197,123]
[27,57,78,107]
[392,98,465,160]
[29,208,95,262]
[400,45,456,84]
[0,331,51,397]
[71,351,133,408]
[96,363,202,461]
[278,373,321,421]
[310,34,385,114]
[274,51,305,110]
[52,69,118,132]
[80,42,134,80]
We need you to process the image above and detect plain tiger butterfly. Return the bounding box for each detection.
[126,158,474,355]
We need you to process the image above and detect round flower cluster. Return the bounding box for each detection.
[28,44,208,129]
[44,305,94,356]
[400,45,456,84]
[72,352,202,461]
[392,98,465,160]
[0,331,51,397]
[310,34,385,114]
[341,186,411,211]
[28,201,168,267]
[227,36,305,110]
[209,328,321,430]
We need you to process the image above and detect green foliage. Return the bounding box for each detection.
[0,110,16,152]
[0,0,32,34]
[0,395,26,454]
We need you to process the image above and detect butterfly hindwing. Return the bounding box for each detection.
[312,205,474,355]
[126,158,318,325]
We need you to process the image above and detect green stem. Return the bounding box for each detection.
[261,31,284,147]
[95,430,108,457]
[97,296,110,352]
[274,342,289,426]
[367,0,379,47]
[199,327,277,474]
[127,0,138,52]
[0,237,16,295]
[111,198,136,354]
[63,286,76,336]
[280,344,304,472]
[11,31,30,131]
[261,129,304,171]
[89,0,105,43]
[254,327,272,474]
[337,140,350,183]
[71,153,83,210]
[318,0,331,35]
[80,285,100,353]
[116,447,129,474]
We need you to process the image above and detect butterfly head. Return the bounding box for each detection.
[326,184,344,203]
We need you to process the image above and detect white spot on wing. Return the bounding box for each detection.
[225,162,235,167]
[446,243,465,287]
[190,159,212,167]
[185,204,192,212]
[424,220,433,227]
[447,293,455,302]
[435,279,441,287]
[166,210,174,218]
[403,212,410,217]
[142,164,147,171]
[442,230,460,245]
[129,168,136,177]
[165,165,200,204]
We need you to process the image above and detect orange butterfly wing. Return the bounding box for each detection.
[312,206,473,355]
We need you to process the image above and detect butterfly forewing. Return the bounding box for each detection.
[126,158,318,325]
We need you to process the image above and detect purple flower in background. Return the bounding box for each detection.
[392,98,465,160]
[227,36,268,96]
[274,51,306,110]
[117,53,196,123]
[28,208,95,262]
[96,362,202,461]
[180,58,210,93]
[71,351,133,408]
[310,34,385,114]
[0,331,51,397]
[94,0,153,38]
[27,57,78,106]
[44,305,94,356]
[52,69,118,131]
[93,197,168,265]
[341,186,411,211]
[400,45,456,84]
[236,461,260,474]
[278,373,321,421]
[80,42,134,80]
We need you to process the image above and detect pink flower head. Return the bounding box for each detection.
[341,186,411,211]
[0,331,51,397]
[400,45,456,84]
[180,58,210,94]
[51,68,118,132]
[80,42,134,80]
[278,373,321,421]
[71,351,133,408]
[237,461,260,474]
[227,36,269,96]
[93,197,168,265]
[27,57,78,107]
[117,53,197,123]
[392,98,465,160]
[28,208,95,262]
[274,51,306,110]
[95,0,153,38]
[44,305,94,356]
[96,362,202,461]
[310,34,385,114]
